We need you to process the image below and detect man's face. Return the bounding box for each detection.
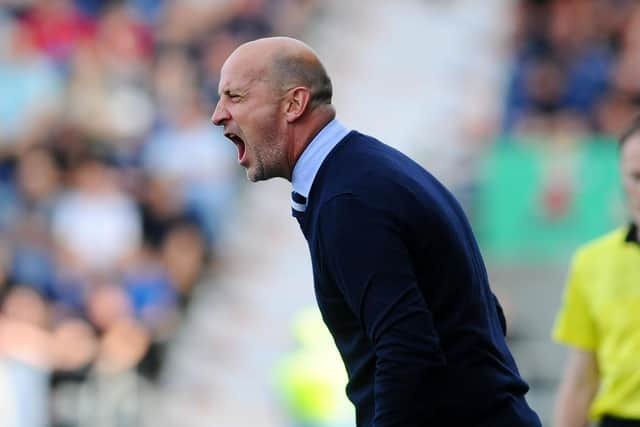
[211,54,287,182]
[621,134,640,226]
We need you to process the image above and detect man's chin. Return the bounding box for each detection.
[246,173,260,183]
[246,167,283,183]
[246,167,264,183]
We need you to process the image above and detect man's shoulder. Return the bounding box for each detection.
[320,134,445,201]
[310,130,443,217]
[574,226,628,262]
[323,131,426,184]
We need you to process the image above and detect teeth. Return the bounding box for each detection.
[226,133,240,143]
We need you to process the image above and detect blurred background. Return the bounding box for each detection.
[0,0,636,426]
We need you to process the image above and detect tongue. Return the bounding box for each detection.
[237,140,246,161]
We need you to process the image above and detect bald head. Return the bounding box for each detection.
[213,37,336,183]
[227,37,333,111]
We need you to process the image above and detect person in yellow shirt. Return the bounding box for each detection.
[553,117,640,427]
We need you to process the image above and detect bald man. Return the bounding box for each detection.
[211,37,541,427]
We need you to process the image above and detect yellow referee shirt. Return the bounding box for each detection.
[553,224,640,421]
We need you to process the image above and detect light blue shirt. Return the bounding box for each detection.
[291,119,351,204]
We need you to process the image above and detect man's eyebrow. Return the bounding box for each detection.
[222,87,246,97]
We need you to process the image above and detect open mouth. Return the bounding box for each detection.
[225,132,246,163]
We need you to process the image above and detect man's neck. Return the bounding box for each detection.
[286,108,335,180]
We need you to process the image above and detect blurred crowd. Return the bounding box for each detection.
[504,0,640,138]
[0,0,318,425]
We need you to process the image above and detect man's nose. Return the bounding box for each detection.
[211,102,229,126]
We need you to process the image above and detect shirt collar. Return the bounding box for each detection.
[625,223,639,245]
[291,119,350,199]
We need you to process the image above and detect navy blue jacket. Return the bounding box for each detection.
[295,131,541,427]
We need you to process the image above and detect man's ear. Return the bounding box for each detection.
[285,87,311,123]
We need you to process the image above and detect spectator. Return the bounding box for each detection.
[0,20,63,150]
[161,221,208,310]
[20,0,96,64]
[503,0,640,137]
[52,151,142,275]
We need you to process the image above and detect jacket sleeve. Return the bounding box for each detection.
[318,194,446,427]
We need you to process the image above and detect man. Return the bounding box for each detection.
[553,118,640,427]
[211,36,541,427]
